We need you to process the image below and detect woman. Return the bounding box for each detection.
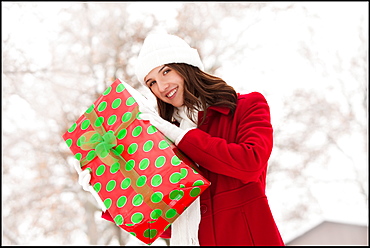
[135,32,285,246]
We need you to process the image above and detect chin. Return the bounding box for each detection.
[172,101,184,108]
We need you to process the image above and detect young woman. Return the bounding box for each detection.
[135,33,285,246]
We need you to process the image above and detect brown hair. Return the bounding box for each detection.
[154,63,237,126]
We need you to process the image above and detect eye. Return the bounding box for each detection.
[148,81,156,87]
[163,69,170,75]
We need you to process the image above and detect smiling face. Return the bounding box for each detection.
[144,65,185,108]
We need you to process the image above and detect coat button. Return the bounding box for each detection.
[200,204,207,214]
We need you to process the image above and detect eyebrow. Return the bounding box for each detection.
[145,65,166,85]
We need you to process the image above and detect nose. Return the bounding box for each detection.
[156,80,169,93]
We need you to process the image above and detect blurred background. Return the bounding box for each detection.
[2,1,368,246]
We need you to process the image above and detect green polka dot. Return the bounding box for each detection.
[121,178,131,189]
[180,168,188,179]
[107,115,117,125]
[94,116,104,127]
[117,129,127,139]
[126,97,135,106]
[74,153,82,161]
[86,150,96,161]
[132,126,142,137]
[104,198,112,209]
[165,209,177,219]
[190,187,201,197]
[136,175,147,187]
[151,192,163,203]
[68,123,77,133]
[122,112,132,122]
[125,159,135,171]
[98,101,107,112]
[169,172,182,184]
[110,162,120,174]
[117,196,127,208]
[136,111,142,120]
[112,98,122,109]
[193,180,205,186]
[147,125,157,134]
[144,229,157,239]
[143,140,154,152]
[76,136,84,147]
[150,209,163,219]
[158,140,170,149]
[96,164,105,176]
[151,174,162,187]
[164,224,171,231]
[114,214,124,225]
[102,86,112,96]
[116,84,125,93]
[81,119,90,130]
[169,190,184,200]
[65,139,72,147]
[139,158,150,170]
[114,144,124,154]
[171,155,181,166]
[155,156,166,168]
[85,104,94,114]
[93,182,101,193]
[131,212,144,223]
[127,143,138,155]
[132,194,144,206]
[129,232,136,236]
[106,180,116,192]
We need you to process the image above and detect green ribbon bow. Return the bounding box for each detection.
[78,106,139,166]
[80,130,118,159]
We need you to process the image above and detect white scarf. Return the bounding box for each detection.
[170,106,200,246]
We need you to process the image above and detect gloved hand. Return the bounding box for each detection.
[78,169,92,191]
[139,106,190,145]
[119,79,156,113]
[73,161,107,212]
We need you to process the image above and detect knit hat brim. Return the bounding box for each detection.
[135,33,204,85]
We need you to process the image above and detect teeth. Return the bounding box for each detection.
[167,88,177,98]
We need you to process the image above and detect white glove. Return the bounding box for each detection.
[78,169,92,191]
[118,79,156,112]
[139,106,190,145]
[73,161,107,212]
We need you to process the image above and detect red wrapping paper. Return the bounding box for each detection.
[62,79,210,244]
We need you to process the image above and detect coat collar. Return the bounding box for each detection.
[204,93,240,116]
[206,105,231,115]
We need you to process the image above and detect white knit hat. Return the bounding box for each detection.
[135,33,204,85]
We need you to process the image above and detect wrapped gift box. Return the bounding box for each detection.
[62,79,210,245]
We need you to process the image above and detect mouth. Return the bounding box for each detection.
[166,87,178,99]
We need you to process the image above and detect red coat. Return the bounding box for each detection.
[176,92,284,246]
[102,92,284,245]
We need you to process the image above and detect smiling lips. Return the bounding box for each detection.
[166,87,178,99]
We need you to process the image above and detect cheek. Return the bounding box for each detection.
[149,87,160,98]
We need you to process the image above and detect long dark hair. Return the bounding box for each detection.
[154,63,237,126]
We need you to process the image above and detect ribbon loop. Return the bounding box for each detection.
[79,131,103,151]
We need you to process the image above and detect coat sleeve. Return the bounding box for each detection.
[177,92,273,183]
